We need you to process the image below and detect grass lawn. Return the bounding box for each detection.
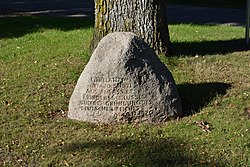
[0,16,249,166]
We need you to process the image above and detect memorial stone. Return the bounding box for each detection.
[68,32,182,123]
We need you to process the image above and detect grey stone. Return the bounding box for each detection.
[68,32,182,123]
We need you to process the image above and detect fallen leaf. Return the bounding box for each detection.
[195,121,211,132]
[5,100,13,106]
[244,107,250,119]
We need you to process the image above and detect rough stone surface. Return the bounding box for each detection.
[68,32,182,123]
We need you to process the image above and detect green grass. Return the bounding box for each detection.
[167,0,245,8]
[0,17,249,166]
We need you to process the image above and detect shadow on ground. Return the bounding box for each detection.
[172,39,246,56]
[178,82,232,116]
[0,16,93,39]
[63,138,225,166]
[1,16,246,56]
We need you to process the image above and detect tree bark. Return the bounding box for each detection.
[91,0,172,55]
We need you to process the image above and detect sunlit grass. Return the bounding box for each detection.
[0,16,249,166]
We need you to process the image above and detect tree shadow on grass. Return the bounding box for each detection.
[63,138,225,166]
[172,39,246,56]
[0,16,93,39]
[178,82,232,116]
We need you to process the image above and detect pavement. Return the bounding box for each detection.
[0,0,94,17]
[0,0,246,26]
[167,5,245,26]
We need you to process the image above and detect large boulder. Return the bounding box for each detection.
[68,32,182,123]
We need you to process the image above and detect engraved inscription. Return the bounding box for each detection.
[80,77,149,113]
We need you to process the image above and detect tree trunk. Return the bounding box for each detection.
[91,0,172,55]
